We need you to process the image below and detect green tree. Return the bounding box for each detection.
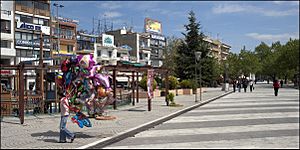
[162,36,180,76]
[176,10,210,85]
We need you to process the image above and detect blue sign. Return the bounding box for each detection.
[17,22,41,31]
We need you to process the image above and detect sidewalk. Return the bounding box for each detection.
[1,87,231,149]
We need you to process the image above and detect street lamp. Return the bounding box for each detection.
[53,3,64,64]
[195,51,202,102]
[222,62,229,91]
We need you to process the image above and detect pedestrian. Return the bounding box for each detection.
[59,96,76,143]
[237,80,241,92]
[242,79,248,93]
[273,80,280,96]
[232,79,236,92]
[280,80,284,88]
[249,80,254,92]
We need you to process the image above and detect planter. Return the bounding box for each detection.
[182,89,193,95]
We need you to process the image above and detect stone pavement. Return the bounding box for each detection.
[1,87,230,149]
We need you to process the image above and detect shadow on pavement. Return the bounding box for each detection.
[31,130,95,143]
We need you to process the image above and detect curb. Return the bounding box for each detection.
[78,91,233,149]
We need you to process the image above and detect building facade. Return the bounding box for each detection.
[14,0,51,90]
[94,33,130,65]
[106,28,151,65]
[149,33,166,67]
[1,0,15,89]
[51,16,78,64]
[14,0,51,64]
[204,37,231,62]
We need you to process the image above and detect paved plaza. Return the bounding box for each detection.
[1,87,228,149]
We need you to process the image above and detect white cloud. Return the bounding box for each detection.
[97,2,122,10]
[212,4,246,14]
[102,11,122,18]
[212,3,299,17]
[245,32,299,41]
[273,1,299,6]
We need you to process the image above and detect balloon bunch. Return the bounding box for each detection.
[56,54,115,127]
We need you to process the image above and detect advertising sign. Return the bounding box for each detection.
[102,34,114,47]
[147,69,154,99]
[151,34,165,41]
[145,18,162,34]
[17,22,50,35]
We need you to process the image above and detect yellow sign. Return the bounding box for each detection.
[145,18,162,34]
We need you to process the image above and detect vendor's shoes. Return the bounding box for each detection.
[71,135,76,143]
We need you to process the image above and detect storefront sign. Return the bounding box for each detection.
[1,70,11,75]
[102,34,114,47]
[17,22,50,35]
[16,39,50,48]
[151,34,165,41]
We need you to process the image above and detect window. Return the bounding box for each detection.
[1,40,11,48]
[15,32,21,40]
[21,50,27,57]
[44,51,50,58]
[20,15,33,23]
[117,53,121,57]
[1,20,11,33]
[26,50,33,56]
[33,17,39,24]
[43,19,49,26]
[67,45,73,52]
[108,51,112,58]
[35,2,49,10]
[97,51,101,57]
[21,33,27,40]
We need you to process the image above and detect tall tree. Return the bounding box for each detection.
[176,10,209,85]
[162,36,180,76]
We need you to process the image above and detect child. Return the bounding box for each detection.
[59,96,76,143]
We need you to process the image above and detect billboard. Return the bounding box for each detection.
[102,34,114,47]
[145,18,162,34]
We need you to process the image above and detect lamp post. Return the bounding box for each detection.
[223,62,229,91]
[195,51,202,102]
[53,3,64,64]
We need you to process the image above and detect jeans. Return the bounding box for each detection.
[274,87,279,96]
[59,115,75,142]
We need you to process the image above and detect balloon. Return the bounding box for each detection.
[58,53,116,128]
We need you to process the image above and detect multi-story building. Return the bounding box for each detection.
[204,37,231,62]
[1,0,15,89]
[149,33,166,67]
[14,0,51,90]
[14,0,51,64]
[94,33,130,65]
[76,31,97,55]
[144,18,166,67]
[106,28,151,65]
[51,16,78,64]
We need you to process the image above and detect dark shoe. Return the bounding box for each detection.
[71,135,76,143]
[58,141,67,143]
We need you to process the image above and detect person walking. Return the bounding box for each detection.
[242,79,248,93]
[232,79,236,92]
[249,80,254,92]
[280,80,284,88]
[273,80,280,96]
[237,80,241,92]
[59,96,76,143]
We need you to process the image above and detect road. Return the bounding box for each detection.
[102,83,299,149]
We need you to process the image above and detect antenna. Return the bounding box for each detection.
[92,16,94,34]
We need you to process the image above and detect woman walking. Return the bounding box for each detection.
[273,80,280,96]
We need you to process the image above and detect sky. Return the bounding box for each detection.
[51,1,299,53]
